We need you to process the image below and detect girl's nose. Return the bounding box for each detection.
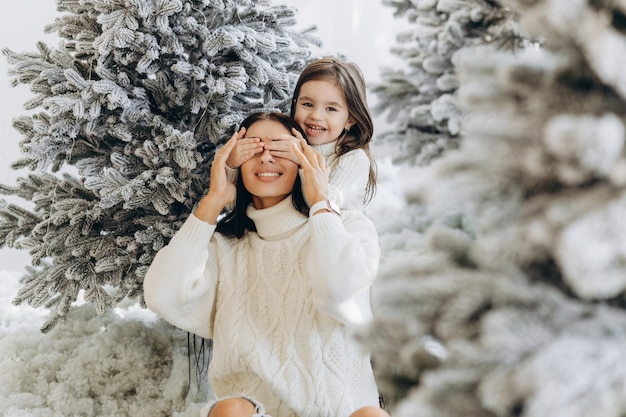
[310,107,323,121]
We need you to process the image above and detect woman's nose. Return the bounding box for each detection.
[259,148,275,163]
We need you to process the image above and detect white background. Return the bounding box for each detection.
[0,0,405,271]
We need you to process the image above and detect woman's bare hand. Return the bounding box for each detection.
[194,133,240,223]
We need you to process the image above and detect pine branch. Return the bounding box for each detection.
[365,0,626,415]
[374,0,525,165]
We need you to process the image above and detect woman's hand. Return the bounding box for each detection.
[225,129,264,169]
[291,138,330,206]
[194,130,240,224]
[265,128,304,165]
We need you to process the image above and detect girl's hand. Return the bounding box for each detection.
[194,132,239,224]
[291,138,330,206]
[265,128,305,165]
[225,128,264,169]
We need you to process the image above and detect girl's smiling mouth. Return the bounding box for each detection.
[306,124,326,132]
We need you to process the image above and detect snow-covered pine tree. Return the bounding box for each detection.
[373,0,522,164]
[362,0,626,416]
[0,0,318,332]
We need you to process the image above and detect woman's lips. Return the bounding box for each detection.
[255,171,282,181]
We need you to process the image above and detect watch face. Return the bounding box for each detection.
[328,200,341,215]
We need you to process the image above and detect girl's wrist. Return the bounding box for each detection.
[309,199,341,216]
[307,192,329,206]
[225,159,238,169]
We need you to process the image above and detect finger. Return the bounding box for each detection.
[291,128,305,141]
[268,151,299,164]
[297,138,317,162]
[268,133,296,141]
[239,136,261,145]
[214,129,241,162]
[241,148,264,160]
[235,136,262,155]
[291,141,309,168]
[301,140,326,171]
[265,141,293,152]
[225,126,246,144]
[265,138,294,151]
[226,128,244,149]
[295,138,321,168]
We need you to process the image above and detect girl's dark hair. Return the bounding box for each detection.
[290,56,377,204]
[215,112,309,238]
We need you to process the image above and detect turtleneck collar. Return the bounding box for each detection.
[246,196,308,240]
[311,140,338,159]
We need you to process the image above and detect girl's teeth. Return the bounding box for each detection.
[257,172,280,177]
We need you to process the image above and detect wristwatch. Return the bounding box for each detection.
[309,199,341,217]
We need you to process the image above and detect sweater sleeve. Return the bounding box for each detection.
[306,210,380,326]
[224,165,239,211]
[225,164,239,183]
[328,149,370,210]
[143,214,220,339]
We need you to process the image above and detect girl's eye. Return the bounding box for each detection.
[327,107,338,112]
[301,102,313,108]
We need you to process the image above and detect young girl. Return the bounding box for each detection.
[144,112,389,417]
[226,57,376,210]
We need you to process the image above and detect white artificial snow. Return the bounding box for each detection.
[0,270,208,417]
[543,113,625,182]
[556,193,626,299]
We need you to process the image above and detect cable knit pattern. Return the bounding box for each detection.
[144,197,380,417]
[311,140,370,210]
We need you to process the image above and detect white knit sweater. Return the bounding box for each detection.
[311,141,370,210]
[144,197,381,417]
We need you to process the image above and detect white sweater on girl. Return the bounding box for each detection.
[144,197,380,417]
[311,140,370,211]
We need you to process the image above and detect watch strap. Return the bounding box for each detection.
[309,200,341,217]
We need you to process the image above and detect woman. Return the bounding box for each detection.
[144,112,388,417]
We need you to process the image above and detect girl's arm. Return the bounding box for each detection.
[225,134,264,170]
[291,140,380,326]
[307,211,380,326]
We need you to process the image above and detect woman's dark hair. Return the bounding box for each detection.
[216,112,309,238]
[290,56,377,204]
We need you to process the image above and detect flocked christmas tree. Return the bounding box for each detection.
[362,0,626,416]
[0,0,318,332]
[373,0,522,164]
